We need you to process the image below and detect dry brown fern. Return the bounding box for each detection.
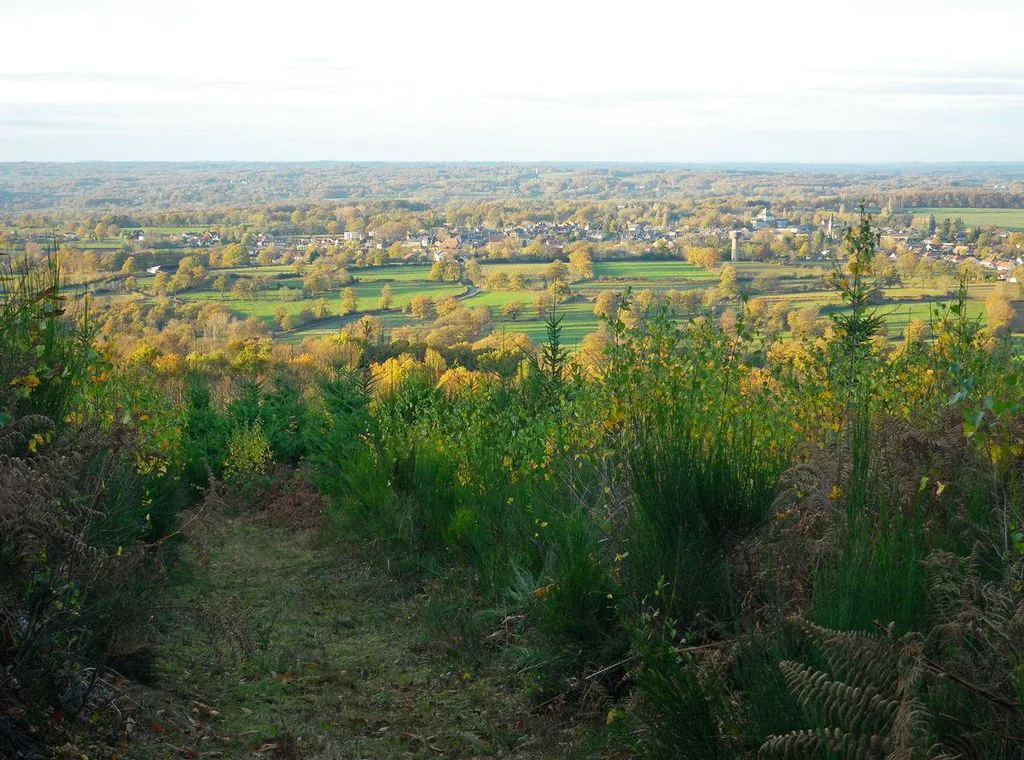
[733,412,973,624]
[1,419,153,720]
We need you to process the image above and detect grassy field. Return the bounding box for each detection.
[279,276,1008,350]
[462,289,534,307]
[118,255,1015,349]
[215,264,296,276]
[592,260,713,280]
[501,302,598,345]
[910,208,1024,230]
[478,262,553,276]
[142,226,212,235]
[287,300,598,347]
[351,264,433,282]
[180,282,466,323]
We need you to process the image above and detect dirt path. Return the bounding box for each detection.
[132,512,577,759]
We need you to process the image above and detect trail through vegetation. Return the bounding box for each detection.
[136,501,579,759]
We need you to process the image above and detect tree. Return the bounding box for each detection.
[985,286,1016,336]
[635,289,662,314]
[121,256,138,274]
[436,296,460,318]
[567,247,594,280]
[508,272,526,291]
[465,259,483,286]
[409,295,435,321]
[351,315,384,343]
[548,280,570,305]
[904,318,929,345]
[746,296,769,328]
[593,290,619,320]
[340,287,359,315]
[221,243,247,267]
[787,305,821,338]
[896,251,917,283]
[1013,266,1024,298]
[378,284,394,310]
[214,274,228,294]
[303,270,332,295]
[684,246,720,270]
[768,301,791,335]
[544,260,570,286]
[313,298,332,319]
[255,245,278,266]
[718,264,738,298]
[500,301,524,321]
[872,252,898,286]
[533,291,552,318]
[152,272,170,295]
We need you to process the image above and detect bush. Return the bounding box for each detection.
[1,252,181,751]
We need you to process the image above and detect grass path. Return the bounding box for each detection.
[134,506,578,759]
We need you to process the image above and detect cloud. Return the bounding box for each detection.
[0,71,254,90]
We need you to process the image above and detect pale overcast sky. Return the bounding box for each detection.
[1,0,1023,162]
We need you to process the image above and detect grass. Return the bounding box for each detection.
[351,264,433,282]
[461,289,535,307]
[593,261,713,279]
[575,281,706,295]
[280,278,1000,348]
[909,207,1024,230]
[496,302,597,346]
[214,264,295,276]
[144,226,213,235]
[179,282,466,323]
[132,508,576,759]
[286,300,597,347]
[479,262,554,276]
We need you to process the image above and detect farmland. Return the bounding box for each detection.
[910,207,1024,230]
[79,253,1015,349]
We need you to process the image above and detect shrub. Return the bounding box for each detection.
[223,421,273,494]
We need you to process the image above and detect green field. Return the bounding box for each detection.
[287,296,598,347]
[137,255,1019,350]
[350,264,432,282]
[910,208,1024,231]
[179,282,466,323]
[142,226,211,235]
[499,302,597,346]
[592,260,713,280]
[479,262,552,276]
[461,289,534,307]
[215,265,295,276]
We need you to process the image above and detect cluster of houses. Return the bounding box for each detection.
[116,204,1022,284]
[177,231,221,247]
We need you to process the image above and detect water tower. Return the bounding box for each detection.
[729,230,740,262]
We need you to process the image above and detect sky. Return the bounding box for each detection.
[1,0,1023,163]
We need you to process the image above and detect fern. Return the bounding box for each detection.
[761,622,951,760]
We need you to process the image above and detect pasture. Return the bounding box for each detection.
[910,208,1024,230]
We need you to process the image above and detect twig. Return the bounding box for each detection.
[583,655,636,681]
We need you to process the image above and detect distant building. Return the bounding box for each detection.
[752,209,775,230]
